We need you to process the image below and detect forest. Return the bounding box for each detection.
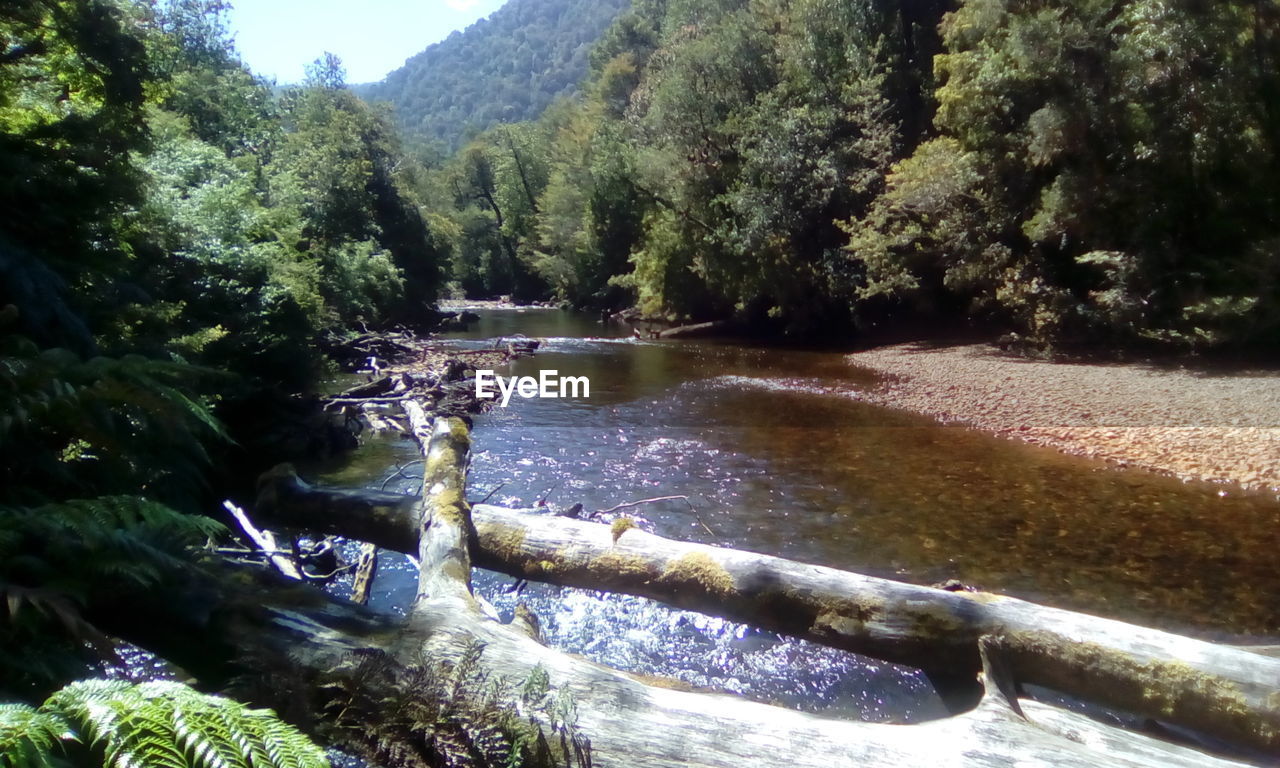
[2,0,447,760]
[3,0,1280,767]
[356,0,630,154]
[431,0,1280,349]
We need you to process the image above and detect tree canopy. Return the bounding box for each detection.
[1,0,446,705]
[430,0,1280,350]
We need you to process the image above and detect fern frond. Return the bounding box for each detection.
[318,646,589,768]
[0,703,74,768]
[2,496,224,588]
[44,680,328,768]
[0,335,228,508]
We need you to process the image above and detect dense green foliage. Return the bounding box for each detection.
[0,0,445,736]
[2,0,445,391]
[438,0,1280,349]
[1,680,328,768]
[0,495,225,696]
[0,335,226,509]
[357,0,630,153]
[847,0,1280,347]
[2,1,1278,763]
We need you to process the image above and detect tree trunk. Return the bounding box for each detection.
[404,402,475,607]
[90,553,1257,768]
[87,408,1264,767]
[256,474,1280,758]
[657,320,731,339]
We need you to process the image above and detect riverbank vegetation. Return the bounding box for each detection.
[2,0,443,392]
[426,0,1280,350]
[1,0,442,730]
[4,0,1280,765]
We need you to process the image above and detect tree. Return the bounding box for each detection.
[304,52,346,91]
[0,0,151,352]
[282,58,444,319]
[598,0,902,330]
[847,0,1280,347]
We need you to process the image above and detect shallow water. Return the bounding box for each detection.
[315,307,1280,720]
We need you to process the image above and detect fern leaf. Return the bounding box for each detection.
[43,681,327,768]
[0,703,74,768]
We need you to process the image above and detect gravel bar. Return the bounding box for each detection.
[848,343,1280,493]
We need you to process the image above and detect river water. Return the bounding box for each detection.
[315,307,1280,723]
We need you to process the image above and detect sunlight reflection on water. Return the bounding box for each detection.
[312,308,1280,725]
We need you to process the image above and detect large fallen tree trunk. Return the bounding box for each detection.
[88,410,1259,768]
[91,541,1258,768]
[255,474,1280,758]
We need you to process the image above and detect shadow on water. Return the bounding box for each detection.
[314,308,1280,721]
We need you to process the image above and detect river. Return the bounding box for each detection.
[311,306,1280,723]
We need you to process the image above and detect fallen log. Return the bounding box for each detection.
[87,415,1244,767]
[254,475,1280,757]
[89,547,1257,768]
[404,402,475,606]
[333,375,394,400]
[658,320,731,339]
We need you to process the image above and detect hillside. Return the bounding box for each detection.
[358,0,629,151]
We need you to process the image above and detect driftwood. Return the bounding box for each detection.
[349,542,378,605]
[104,499,1258,768]
[626,320,731,340]
[334,375,395,400]
[325,394,413,407]
[223,500,302,580]
[48,397,1275,768]
[255,475,1280,758]
[657,320,731,339]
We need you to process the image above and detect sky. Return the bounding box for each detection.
[227,0,509,85]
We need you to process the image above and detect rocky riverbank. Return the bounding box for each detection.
[849,343,1280,493]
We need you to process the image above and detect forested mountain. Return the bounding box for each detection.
[358,0,630,152]
[438,0,1280,350]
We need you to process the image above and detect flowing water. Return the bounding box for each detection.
[315,307,1280,723]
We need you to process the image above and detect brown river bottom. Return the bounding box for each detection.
[319,309,1280,645]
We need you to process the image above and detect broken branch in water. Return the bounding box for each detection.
[380,460,425,491]
[220,504,348,583]
[223,500,302,580]
[477,482,507,504]
[350,542,379,605]
[536,482,561,506]
[592,495,694,517]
